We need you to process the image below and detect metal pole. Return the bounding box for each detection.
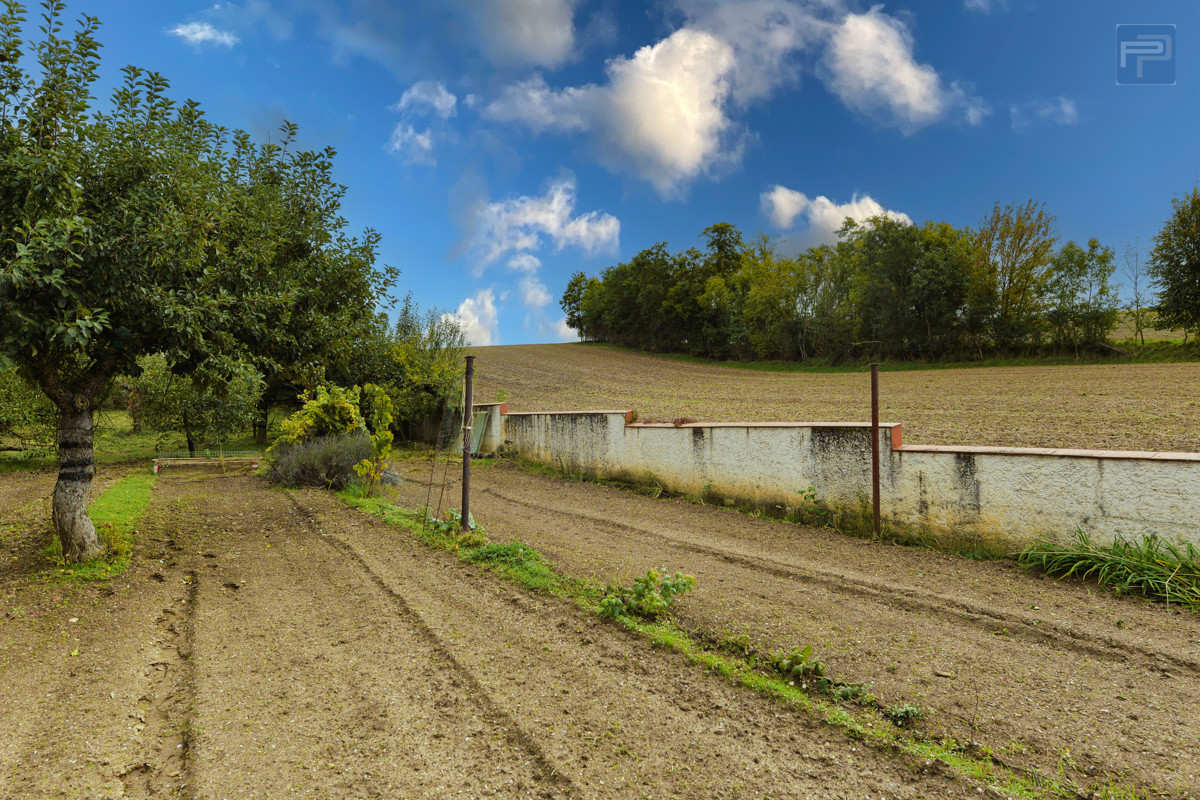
[461,355,475,533]
[870,363,881,540]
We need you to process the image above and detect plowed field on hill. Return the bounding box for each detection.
[470,344,1200,452]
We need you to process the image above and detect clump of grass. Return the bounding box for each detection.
[43,473,156,581]
[464,542,560,593]
[338,492,569,596]
[1018,527,1200,609]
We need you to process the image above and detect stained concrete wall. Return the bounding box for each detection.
[497,409,1200,549]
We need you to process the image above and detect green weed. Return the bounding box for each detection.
[883,703,925,726]
[598,568,695,619]
[1018,527,1200,610]
[463,543,559,593]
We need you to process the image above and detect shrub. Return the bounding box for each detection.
[267,433,372,490]
[269,385,365,457]
[352,384,395,496]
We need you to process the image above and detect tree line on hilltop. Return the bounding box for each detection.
[561,192,1200,363]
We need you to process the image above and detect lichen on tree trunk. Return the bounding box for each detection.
[53,403,103,563]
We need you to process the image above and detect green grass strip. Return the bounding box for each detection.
[340,491,1159,800]
[43,473,156,582]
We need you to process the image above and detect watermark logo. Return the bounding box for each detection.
[1117,25,1175,85]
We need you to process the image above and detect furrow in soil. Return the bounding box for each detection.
[285,491,577,797]
[392,460,1200,796]
[158,474,554,799]
[294,486,984,800]
[478,483,1200,676]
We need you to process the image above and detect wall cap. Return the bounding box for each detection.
[504,409,632,417]
[627,421,902,429]
[897,444,1200,462]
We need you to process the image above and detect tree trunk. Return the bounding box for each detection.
[253,397,270,446]
[52,402,103,563]
[183,413,196,457]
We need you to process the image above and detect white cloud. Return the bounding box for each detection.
[519,276,553,309]
[469,176,619,270]
[551,317,578,341]
[507,254,542,273]
[444,290,499,346]
[385,124,436,165]
[168,21,240,48]
[392,81,457,119]
[669,0,832,106]
[1010,96,1080,131]
[486,76,592,132]
[760,184,810,229]
[484,2,988,192]
[964,0,1007,12]
[486,28,740,196]
[823,6,986,133]
[385,82,460,165]
[963,95,992,126]
[762,185,911,244]
[462,0,578,68]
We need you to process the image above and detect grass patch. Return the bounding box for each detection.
[335,490,1144,799]
[42,473,156,582]
[463,542,560,593]
[337,492,572,598]
[1018,528,1200,610]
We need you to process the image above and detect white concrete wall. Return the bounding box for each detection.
[496,409,1200,549]
[475,403,507,453]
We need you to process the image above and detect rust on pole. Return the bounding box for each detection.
[870,363,881,540]
[462,355,475,534]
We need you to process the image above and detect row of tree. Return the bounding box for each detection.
[1,2,462,561]
[562,193,1199,363]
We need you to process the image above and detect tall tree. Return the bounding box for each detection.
[1148,187,1200,339]
[1046,239,1119,353]
[560,272,591,340]
[969,201,1060,351]
[1121,239,1155,344]
[0,2,392,560]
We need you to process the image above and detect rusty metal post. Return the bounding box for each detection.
[462,355,475,533]
[870,363,881,540]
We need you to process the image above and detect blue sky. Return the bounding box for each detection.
[60,0,1200,345]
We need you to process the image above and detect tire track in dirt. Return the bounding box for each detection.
[118,566,199,798]
[393,462,1200,796]
[478,484,1200,677]
[158,475,556,799]
[284,492,577,797]
[292,487,982,800]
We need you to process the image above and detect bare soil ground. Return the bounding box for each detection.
[393,459,1200,798]
[470,344,1200,452]
[4,470,1017,800]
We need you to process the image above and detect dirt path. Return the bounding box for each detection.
[393,459,1200,797]
[3,471,1005,799]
